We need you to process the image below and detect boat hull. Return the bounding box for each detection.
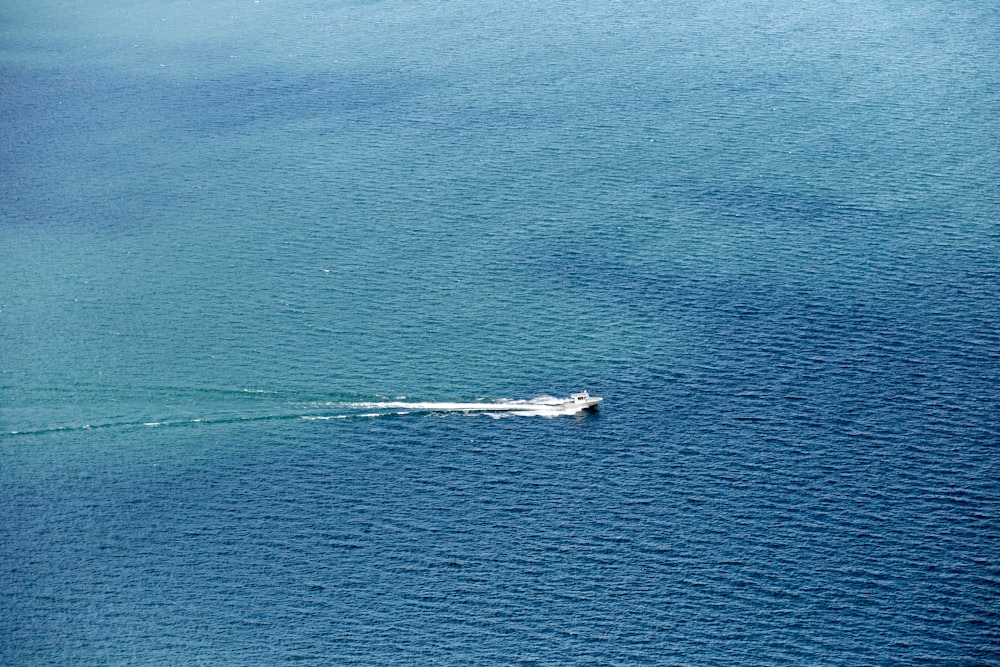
[564,393,602,411]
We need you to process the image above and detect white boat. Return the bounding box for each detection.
[564,391,602,411]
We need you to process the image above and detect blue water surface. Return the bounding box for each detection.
[2,0,998,664]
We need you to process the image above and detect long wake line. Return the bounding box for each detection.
[345,396,594,416]
[3,395,601,437]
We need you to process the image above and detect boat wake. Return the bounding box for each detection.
[341,394,598,418]
[3,392,601,437]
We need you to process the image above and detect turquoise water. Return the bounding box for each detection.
[2,0,999,664]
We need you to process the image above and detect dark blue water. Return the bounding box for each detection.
[2,0,999,664]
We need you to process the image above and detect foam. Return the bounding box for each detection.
[345,396,592,417]
[3,395,597,437]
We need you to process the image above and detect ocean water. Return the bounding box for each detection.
[2,0,999,664]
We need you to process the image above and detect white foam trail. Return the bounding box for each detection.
[5,395,597,437]
[344,396,593,417]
